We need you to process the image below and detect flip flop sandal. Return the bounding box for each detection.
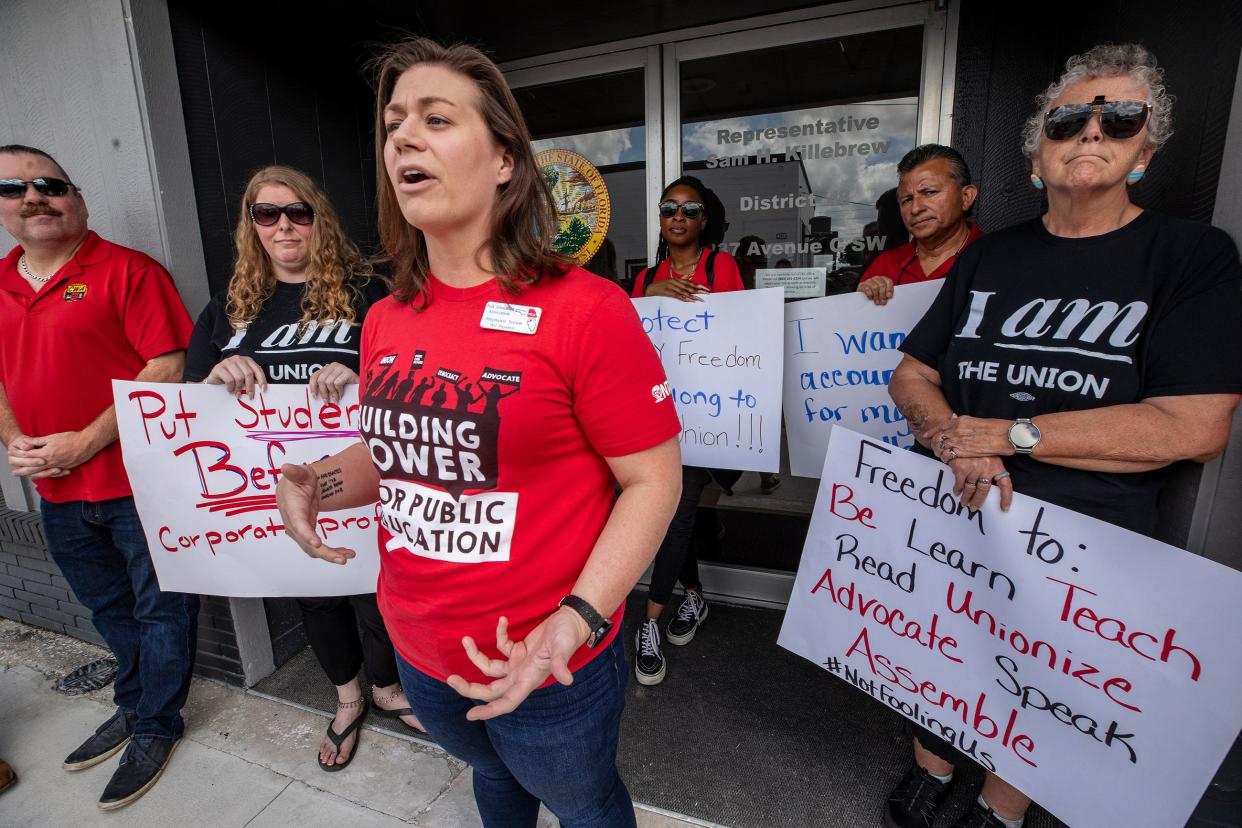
[318,698,367,773]
[372,688,428,735]
[374,705,427,735]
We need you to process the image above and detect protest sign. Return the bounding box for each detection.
[113,381,378,597]
[634,287,784,471]
[782,281,939,477]
[779,427,1242,828]
[755,267,826,299]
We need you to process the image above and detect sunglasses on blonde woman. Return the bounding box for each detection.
[1043,96,1151,141]
[249,201,315,226]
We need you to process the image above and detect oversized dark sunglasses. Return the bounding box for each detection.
[658,200,705,219]
[249,201,315,226]
[0,177,75,199]
[1043,96,1151,141]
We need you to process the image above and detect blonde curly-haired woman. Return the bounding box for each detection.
[184,165,422,771]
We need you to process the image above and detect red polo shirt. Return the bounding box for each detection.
[0,231,193,503]
[858,221,984,286]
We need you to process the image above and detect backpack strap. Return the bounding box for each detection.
[634,266,652,296]
[705,249,718,291]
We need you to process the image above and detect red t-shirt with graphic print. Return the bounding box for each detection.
[360,267,680,683]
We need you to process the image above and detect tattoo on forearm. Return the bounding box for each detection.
[318,468,344,501]
[901,402,930,432]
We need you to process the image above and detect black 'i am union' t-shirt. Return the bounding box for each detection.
[900,211,1242,535]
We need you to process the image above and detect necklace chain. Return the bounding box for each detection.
[18,254,52,283]
[915,224,971,263]
[671,248,703,276]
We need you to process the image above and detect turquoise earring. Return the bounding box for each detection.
[1030,175,1044,190]
[1127,167,1146,184]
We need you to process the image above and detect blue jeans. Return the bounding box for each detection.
[397,632,636,828]
[41,496,199,740]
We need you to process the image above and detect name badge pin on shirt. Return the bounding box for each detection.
[480,301,542,335]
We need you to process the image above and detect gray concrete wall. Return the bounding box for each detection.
[0,0,209,310]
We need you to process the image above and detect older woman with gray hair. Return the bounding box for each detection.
[883,43,1242,828]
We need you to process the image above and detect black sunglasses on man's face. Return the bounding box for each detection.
[0,177,76,199]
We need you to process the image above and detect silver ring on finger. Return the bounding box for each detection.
[992,471,1011,483]
[964,480,977,488]
[976,478,991,486]
[947,448,957,460]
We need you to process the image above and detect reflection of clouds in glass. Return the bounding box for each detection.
[683,99,917,240]
[532,127,644,166]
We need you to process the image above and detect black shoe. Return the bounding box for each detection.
[97,735,179,810]
[666,588,709,645]
[63,708,136,771]
[634,619,666,686]
[883,764,950,828]
[951,802,1013,828]
[759,473,782,494]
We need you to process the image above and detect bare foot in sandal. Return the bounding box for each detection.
[372,683,425,733]
[319,696,366,768]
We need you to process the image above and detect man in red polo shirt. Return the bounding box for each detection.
[0,145,194,810]
[857,144,982,305]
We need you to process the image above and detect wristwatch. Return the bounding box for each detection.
[558,595,613,648]
[1008,418,1041,455]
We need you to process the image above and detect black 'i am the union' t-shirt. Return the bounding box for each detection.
[184,277,390,384]
[900,210,1242,535]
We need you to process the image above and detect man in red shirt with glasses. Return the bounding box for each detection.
[0,145,195,810]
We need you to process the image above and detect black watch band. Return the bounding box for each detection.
[558,595,613,648]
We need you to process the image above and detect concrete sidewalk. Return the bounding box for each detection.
[0,619,709,827]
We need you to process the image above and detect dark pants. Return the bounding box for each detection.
[397,633,636,828]
[913,723,968,767]
[40,496,199,740]
[298,594,398,688]
[648,466,718,606]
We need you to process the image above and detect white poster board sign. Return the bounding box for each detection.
[755,267,826,299]
[634,288,784,471]
[113,381,379,597]
[779,427,1242,828]
[783,281,939,477]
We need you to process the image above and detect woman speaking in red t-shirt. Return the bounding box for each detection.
[275,38,682,826]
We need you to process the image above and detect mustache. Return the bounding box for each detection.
[19,204,62,218]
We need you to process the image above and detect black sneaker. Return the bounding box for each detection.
[634,619,666,686]
[63,708,136,770]
[666,588,709,645]
[98,734,179,810]
[951,802,1013,828]
[884,764,950,828]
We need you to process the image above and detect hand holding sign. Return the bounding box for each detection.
[276,462,357,566]
[857,275,895,305]
[645,275,707,302]
[204,354,268,398]
[308,363,359,404]
[949,456,1013,512]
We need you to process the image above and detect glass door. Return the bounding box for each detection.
[503,2,955,604]
[662,4,948,596]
